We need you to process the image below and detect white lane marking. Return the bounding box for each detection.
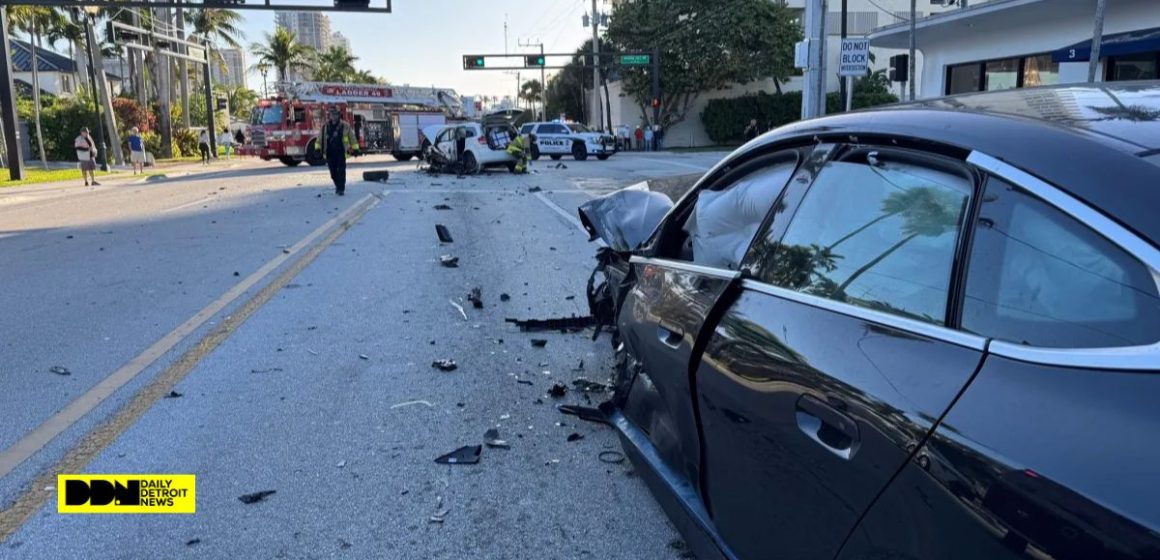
[0,193,381,479]
[160,196,218,213]
[533,191,587,233]
[635,158,711,171]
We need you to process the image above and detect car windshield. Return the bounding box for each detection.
[567,123,592,133]
[252,105,284,125]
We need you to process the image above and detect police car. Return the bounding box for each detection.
[518,121,616,161]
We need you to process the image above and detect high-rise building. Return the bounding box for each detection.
[274,11,333,80]
[331,31,351,53]
[212,48,247,89]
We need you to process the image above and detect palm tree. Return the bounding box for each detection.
[519,79,543,114]
[8,6,64,168]
[312,46,358,82]
[250,27,314,85]
[185,9,244,127]
[215,85,258,118]
[349,69,382,84]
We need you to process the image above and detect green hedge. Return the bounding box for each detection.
[701,81,899,145]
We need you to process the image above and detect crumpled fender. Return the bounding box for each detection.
[577,182,674,253]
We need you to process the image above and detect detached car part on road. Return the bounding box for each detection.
[520,121,616,161]
[579,82,1160,560]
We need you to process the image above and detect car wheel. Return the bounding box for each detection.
[572,142,588,161]
[462,151,479,174]
[279,157,302,167]
[507,162,517,173]
[305,140,325,166]
[596,154,610,161]
[393,152,413,162]
[549,154,563,161]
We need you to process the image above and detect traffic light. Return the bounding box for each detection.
[463,55,486,70]
[333,0,369,7]
[525,55,545,67]
[888,54,909,82]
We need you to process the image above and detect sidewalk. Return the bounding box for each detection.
[0,159,254,207]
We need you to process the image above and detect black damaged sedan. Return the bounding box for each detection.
[579,83,1160,560]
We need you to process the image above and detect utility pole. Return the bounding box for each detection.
[519,38,548,119]
[908,0,916,101]
[801,0,827,119]
[0,8,25,180]
[81,11,109,171]
[838,0,847,112]
[1088,0,1107,83]
[590,0,601,130]
[153,6,174,158]
[176,0,190,128]
[203,39,216,155]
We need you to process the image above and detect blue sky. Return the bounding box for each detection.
[238,0,597,99]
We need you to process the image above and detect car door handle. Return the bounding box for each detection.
[795,395,860,460]
[657,325,683,349]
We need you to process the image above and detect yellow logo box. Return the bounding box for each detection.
[57,475,196,514]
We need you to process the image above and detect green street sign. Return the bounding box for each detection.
[619,54,651,66]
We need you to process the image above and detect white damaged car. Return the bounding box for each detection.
[518,121,617,161]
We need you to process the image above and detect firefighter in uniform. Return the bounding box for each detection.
[506,133,535,174]
[320,107,359,195]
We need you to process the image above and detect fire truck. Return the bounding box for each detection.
[239,81,467,166]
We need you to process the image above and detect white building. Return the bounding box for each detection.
[212,48,247,89]
[869,0,1159,98]
[331,31,351,53]
[274,11,333,80]
[10,39,121,97]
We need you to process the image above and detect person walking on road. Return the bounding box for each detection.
[744,119,760,141]
[320,108,358,196]
[218,127,234,160]
[644,126,655,152]
[634,126,644,151]
[127,127,146,175]
[74,127,99,186]
[198,129,211,165]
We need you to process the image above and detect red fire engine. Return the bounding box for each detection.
[239,81,466,166]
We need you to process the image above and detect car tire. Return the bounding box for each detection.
[507,162,517,173]
[530,145,541,161]
[549,154,563,161]
[279,157,302,167]
[596,154,610,161]
[306,140,325,166]
[393,152,413,162]
[463,151,479,174]
[572,142,588,161]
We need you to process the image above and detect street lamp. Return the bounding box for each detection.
[78,6,109,171]
[257,63,270,97]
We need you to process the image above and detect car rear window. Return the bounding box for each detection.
[961,177,1160,348]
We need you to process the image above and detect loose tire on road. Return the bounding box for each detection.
[550,154,563,161]
[363,170,390,182]
[572,143,588,161]
[279,157,302,167]
[530,145,541,161]
[596,154,610,161]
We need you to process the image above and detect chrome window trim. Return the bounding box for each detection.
[629,256,743,280]
[740,279,986,351]
[966,150,1160,371]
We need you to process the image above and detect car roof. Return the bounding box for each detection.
[750,81,1160,247]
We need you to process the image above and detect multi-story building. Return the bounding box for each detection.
[274,11,333,80]
[212,48,247,89]
[331,31,351,53]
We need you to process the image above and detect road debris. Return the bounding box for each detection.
[516,379,534,386]
[449,300,468,320]
[433,204,452,210]
[359,354,370,360]
[431,359,458,371]
[558,404,611,426]
[505,316,596,332]
[434,444,482,465]
[530,339,548,347]
[250,367,284,374]
[429,496,450,523]
[499,293,511,302]
[362,170,390,182]
[548,383,568,398]
[573,360,585,372]
[598,451,626,464]
[237,490,277,504]
[572,378,610,393]
[233,271,240,277]
[554,163,568,169]
[390,400,434,409]
[163,390,183,399]
[468,287,483,309]
[435,224,454,243]
[439,255,460,268]
[49,366,71,376]
[484,428,510,449]
[185,538,201,546]
[567,433,585,442]
[307,349,319,356]
[528,186,543,193]
[336,460,346,469]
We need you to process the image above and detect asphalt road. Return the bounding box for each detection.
[0,150,727,559]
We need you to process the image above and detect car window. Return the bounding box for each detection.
[539,124,566,135]
[961,178,1160,348]
[672,161,797,270]
[436,129,451,144]
[754,154,973,325]
[520,124,534,135]
[460,126,476,138]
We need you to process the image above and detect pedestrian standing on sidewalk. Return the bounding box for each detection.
[127,127,146,175]
[320,108,358,196]
[74,127,100,186]
[634,126,644,151]
[644,126,655,152]
[654,125,665,151]
[744,119,760,141]
[198,129,211,165]
[218,127,234,160]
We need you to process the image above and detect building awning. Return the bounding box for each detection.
[1052,27,1160,62]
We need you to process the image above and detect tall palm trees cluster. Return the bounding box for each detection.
[250,27,384,86]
